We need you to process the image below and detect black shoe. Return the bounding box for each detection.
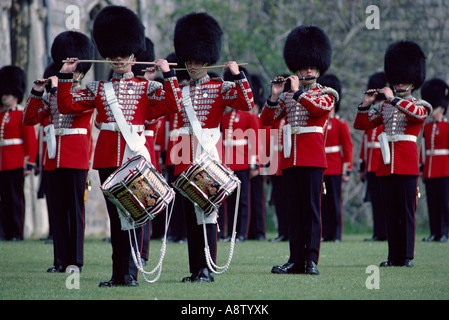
[271,262,304,274]
[305,260,319,275]
[98,279,119,287]
[380,259,414,267]
[437,235,448,242]
[422,235,436,242]
[47,265,65,273]
[269,235,288,242]
[123,274,139,286]
[182,268,214,282]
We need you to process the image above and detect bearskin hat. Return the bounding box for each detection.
[174,12,223,66]
[132,37,155,76]
[384,40,426,90]
[51,31,94,74]
[92,5,146,59]
[250,74,266,108]
[283,25,332,75]
[0,65,26,104]
[367,71,387,101]
[421,78,449,114]
[317,74,341,112]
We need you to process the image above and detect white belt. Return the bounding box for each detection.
[179,126,194,135]
[386,134,416,143]
[100,122,145,133]
[144,130,154,137]
[325,145,341,153]
[54,128,87,136]
[292,126,324,135]
[224,139,248,147]
[367,141,380,148]
[0,138,23,146]
[426,149,449,156]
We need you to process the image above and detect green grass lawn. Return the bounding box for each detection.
[1,233,448,301]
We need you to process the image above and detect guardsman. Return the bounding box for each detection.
[420,78,449,242]
[360,72,387,242]
[173,12,254,282]
[354,40,431,267]
[57,5,182,287]
[317,74,353,242]
[24,31,94,272]
[0,66,37,241]
[261,26,338,275]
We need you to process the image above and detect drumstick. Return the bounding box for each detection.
[174,63,248,71]
[62,59,177,66]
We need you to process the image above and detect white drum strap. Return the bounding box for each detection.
[128,198,175,283]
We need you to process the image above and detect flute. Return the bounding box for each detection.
[270,76,316,83]
[62,59,177,66]
[174,63,248,71]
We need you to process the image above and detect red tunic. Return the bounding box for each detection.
[324,115,353,175]
[171,73,254,175]
[260,83,337,170]
[421,117,449,178]
[354,96,430,176]
[57,70,182,169]
[221,110,259,171]
[359,126,383,173]
[0,106,37,171]
[24,88,94,170]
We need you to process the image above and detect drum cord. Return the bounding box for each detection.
[203,183,241,275]
[128,198,175,283]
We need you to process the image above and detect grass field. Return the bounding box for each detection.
[1,232,448,303]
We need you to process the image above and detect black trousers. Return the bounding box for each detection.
[183,197,217,274]
[321,174,343,241]
[282,166,323,264]
[46,168,87,267]
[366,172,387,239]
[99,168,144,280]
[0,168,25,240]
[166,167,186,241]
[248,174,266,239]
[379,174,417,261]
[271,175,288,239]
[425,177,449,238]
[225,169,250,239]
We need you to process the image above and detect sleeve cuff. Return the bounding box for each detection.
[390,98,400,106]
[357,103,370,111]
[57,72,73,81]
[30,89,44,97]
[163,69,176,78]
[232,71,246,81]
[293,89,304,101]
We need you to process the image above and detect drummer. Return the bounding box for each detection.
[172,12,254,283]
[57,6,182,287]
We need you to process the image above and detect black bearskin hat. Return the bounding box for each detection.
[92,5,146,59]
[132,37,155,76]
[174,12,223,66]
[317,74,341,112]
[283,25,332,75]
[250,74,265,108]
[367,71,387,101]
[421,78,449,114]
[0,65,26,104]
[51,31,94,74]
[384,40,426,90]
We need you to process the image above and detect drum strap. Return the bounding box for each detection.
[181,86,220,160]
[104,82,150,163]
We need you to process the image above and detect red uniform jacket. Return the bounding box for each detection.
[57,70,182,169]
[260,83,338,170]
[221,110,259,171]
[354,96,430,176]
[0,106,38,171]
[166,113,180,167]
[144,118,158,171]
[24,88,94,170]
[324,115,353,175]
[359,126,383,173]
[421,117,449,178]
[267,117,286,176]
[171,73,254,175]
